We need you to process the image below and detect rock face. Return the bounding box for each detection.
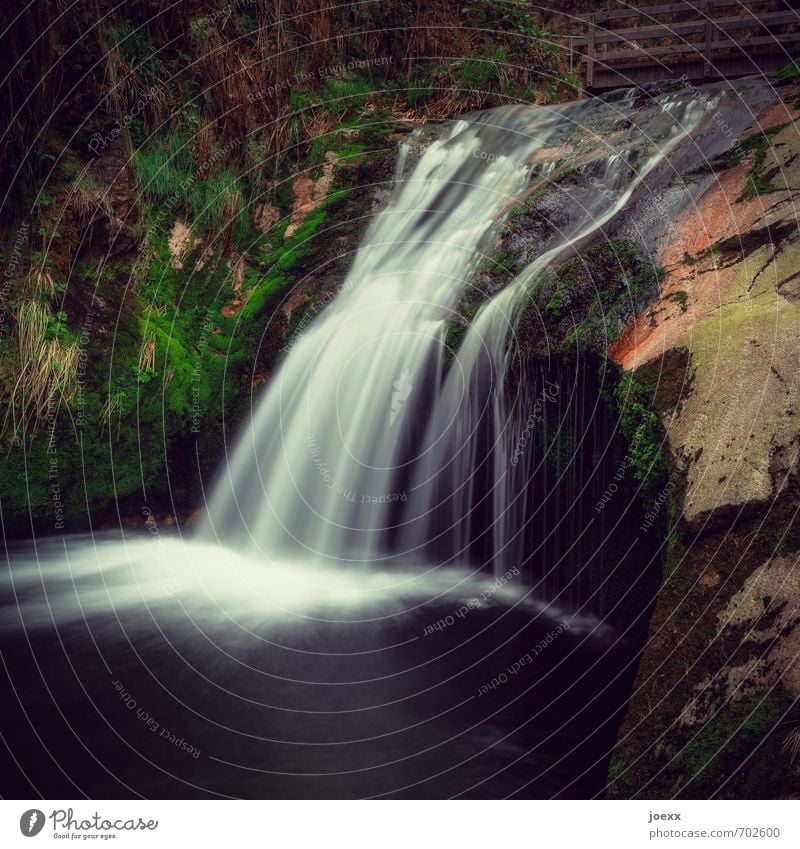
[611,102,800,533]
[680,553,800,726]
[607,82,800,798]
[284,151,339,239]
[88,145,140,254]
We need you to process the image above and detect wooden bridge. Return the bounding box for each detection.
[568,1,800,90]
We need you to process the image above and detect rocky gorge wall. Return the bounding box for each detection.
[606,80,800,798]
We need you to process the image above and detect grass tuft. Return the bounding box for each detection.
[1,301,79,445]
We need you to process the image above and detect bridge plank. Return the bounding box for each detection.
[599,30,800,62]
[591,51,792,87]
[573,9,799,47]
[574,0,775,24]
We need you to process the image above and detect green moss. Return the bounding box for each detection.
[715,125,788,202]
[676,694,793,794]
[541,419,575,467]
[739,150,778,200]
[479,245,520,282]
[667,290,688,312]
[606,756,636,796]
[443,322,467,367]
[0,153,360,532]
[139,231,181,307]
[543,240,666,352]
[614,370,667,494]
[307,121,370,167]
[545,285,566,315]
[440,299,481,369]
[232,188,348,329]
[0,227,249,532]
[0,0,572,532]
[775,59,800,79]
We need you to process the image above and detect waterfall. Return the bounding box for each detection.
[203,106,551,561]
[5,76,787,802]
[202,78,776,577]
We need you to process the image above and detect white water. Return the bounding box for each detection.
[0,533,608,634]
[203,108,552,561]
[202,79,777,576]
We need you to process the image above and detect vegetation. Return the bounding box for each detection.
[710,125,787,202]
[0,0,573,531]
[613,370,667,495]
[1,300,80,445]
[736,131,782,201]
[0,0,575,219]
[666,289,688,312]
[675,694,795,796]
[0,109,393,532]
[775,58,800,79]
[513,238,668,358]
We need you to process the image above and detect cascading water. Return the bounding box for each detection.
[203,77,776,583]
[202,107,551,561]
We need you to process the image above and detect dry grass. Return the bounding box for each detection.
[1,301,79,445]
[103,41,171,135]
[138,332,156,374]
[26,266,57,299]
[782,726,800,764]
[67,173,112,223]
[99,390,127,439]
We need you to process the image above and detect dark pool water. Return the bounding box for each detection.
[0,533,635,799]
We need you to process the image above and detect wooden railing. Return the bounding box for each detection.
[570,1,800,89]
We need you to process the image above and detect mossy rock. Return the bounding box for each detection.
[514,239,666,361]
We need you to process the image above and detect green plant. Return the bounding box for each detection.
[407,85,434,108]
[545,285,566,314]
[717,125,788,201]
[666,290,689,312]
[540,240,666,350]
[775,59,800,79]
[462,0,547,36]
[558,72,583,94]
[137,331,156,375]
[614,370,666,492]
[68,173,111,222]
[460,47,507,92]
[197,169,245,233]
[134,132,195,204]
[321,76,373,110]
[100,390,127,438]
[676,695,789,787]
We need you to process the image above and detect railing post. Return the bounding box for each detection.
[704,0,715,78]
[586,13,596,88]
